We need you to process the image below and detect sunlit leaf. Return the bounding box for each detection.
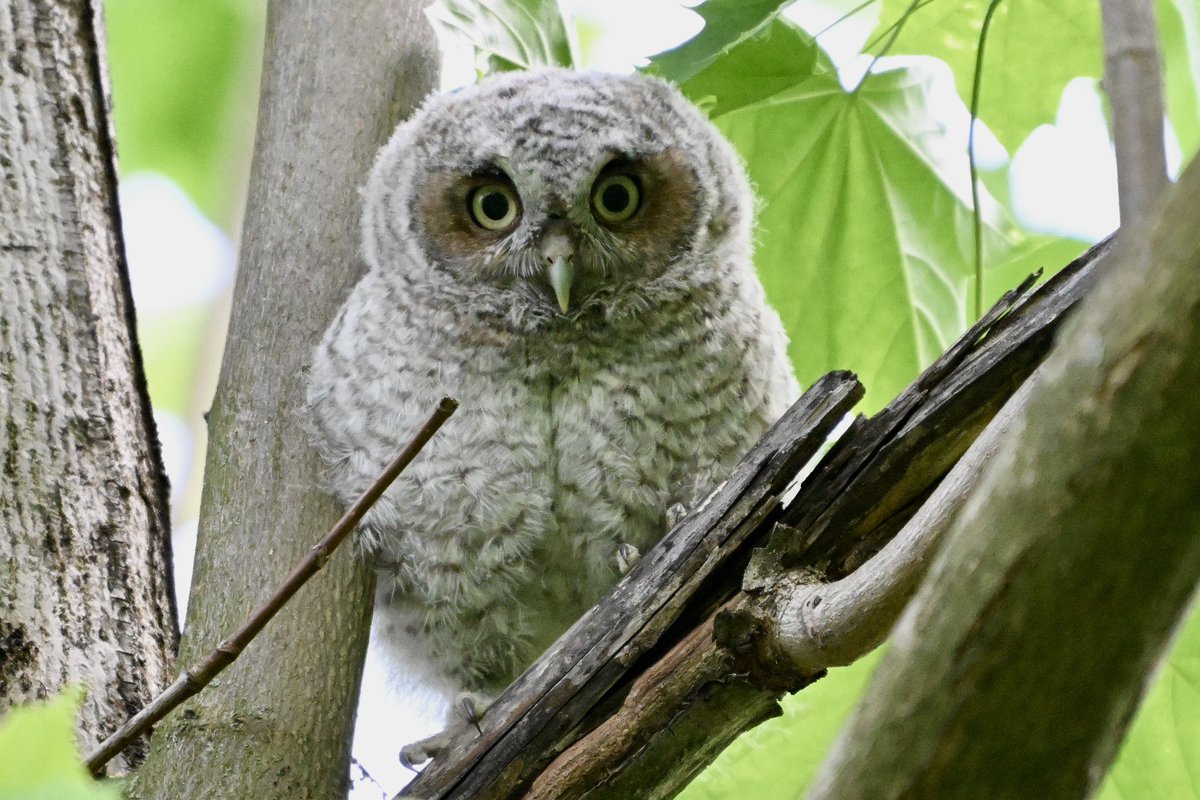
[871,0,1102,152]
[711,59,1013,410]
[105,0,258,228]
[979,232,1090,306]
[426,0,576,73]
[1097,606,1200,800]
[648,0,800,84]
[679,651,883,800]
[678,19,822,117]
[1160,0,1200,162]
[0,691,122,800]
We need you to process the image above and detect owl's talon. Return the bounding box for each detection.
[399,692,490,772]
[615,543,641,574]
[400,731,449,771]
[667,502,690,529]
[455,691,491,732]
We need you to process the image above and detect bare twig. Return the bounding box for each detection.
[85,397,458,774]
[968,0,1005,319]
[1101,0,1169,237]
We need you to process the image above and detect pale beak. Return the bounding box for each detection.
[548,256,574,314]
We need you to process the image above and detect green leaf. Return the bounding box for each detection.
[871,0,1102,152]
[138,306,214,413]
[678,19,822,117]
[425,0,577,74]
[679,650,882,800]
[105,0,258,228]
[647,0,800,84]
[713,61,1013,411]
[0,691,122,800]
[1097,605,1200,800]
[979,233,1090,307]
[1160,0,1200,163]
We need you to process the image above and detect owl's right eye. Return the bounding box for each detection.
[469,184,520,231]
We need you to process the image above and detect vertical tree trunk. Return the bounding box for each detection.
[0,0,176,774]
[127,2,438,797]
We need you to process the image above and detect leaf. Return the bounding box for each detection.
[678,19,822,117]
[712,59,1013,411]
[647,0,800,84]
[871,0,1102,152]
[104,0,258,227]
[1160,0,1200,163]
[0,691,122,800]
[979,233,1090,306]
[1096,605,1200,800]
[425,0,576,74]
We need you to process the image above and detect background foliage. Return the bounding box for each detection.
[12,1,1197,798]
[0,692,121,800]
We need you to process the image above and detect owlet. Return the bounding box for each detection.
[306,68,797,757]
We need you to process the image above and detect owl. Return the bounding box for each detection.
[306,68,797,763]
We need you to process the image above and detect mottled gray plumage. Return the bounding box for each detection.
[306,69,796,724]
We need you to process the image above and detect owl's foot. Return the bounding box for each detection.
[615,543,641,574]
[454,691,491,729]
[399,692,493,771]
[399,730,451,771]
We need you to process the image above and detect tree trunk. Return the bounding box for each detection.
[0,0,176,774]
[126,2,438,798]
[806,143,1200,800]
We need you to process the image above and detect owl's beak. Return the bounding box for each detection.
[541,226,575,313]
[547,256,574,314]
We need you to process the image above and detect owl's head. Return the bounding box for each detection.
[363,69,754,331]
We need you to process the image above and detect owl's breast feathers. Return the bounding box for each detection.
[308,265,794,690]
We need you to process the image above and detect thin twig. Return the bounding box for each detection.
[84,397,459,775]
[1100,0,1169,238]
[968,0,1004,321]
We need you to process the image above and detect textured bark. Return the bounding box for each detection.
[126,2,438,798]
[806,140,1200,800]
[0,0,175,774]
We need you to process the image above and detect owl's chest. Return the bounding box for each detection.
[458,327,742,522]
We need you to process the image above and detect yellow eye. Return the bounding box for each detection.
[591,174,640,223]
[470,183,520,231]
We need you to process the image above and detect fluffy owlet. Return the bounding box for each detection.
[306,68,797,760]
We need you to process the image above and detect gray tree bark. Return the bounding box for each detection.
[126,2,438,798]
[0,0,176,774]
[806,144,1200,800]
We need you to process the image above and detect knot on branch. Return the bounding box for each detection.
[713,593,825,694]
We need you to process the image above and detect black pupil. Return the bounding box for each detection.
[602,182,631,213]
[480,190,510,221]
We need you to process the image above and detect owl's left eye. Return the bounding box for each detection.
[470,183,520,231]
[591,174,640,223]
